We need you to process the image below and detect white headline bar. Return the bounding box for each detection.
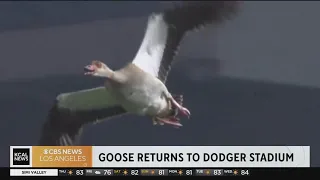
[92,146,310,167]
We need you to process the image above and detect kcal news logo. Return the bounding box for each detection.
[13,148,30,165]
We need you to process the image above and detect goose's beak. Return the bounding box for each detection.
[84,65,96,75]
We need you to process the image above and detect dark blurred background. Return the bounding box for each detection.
[1,2,320,167]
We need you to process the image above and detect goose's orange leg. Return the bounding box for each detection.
[169,96,190,118]
[154,117,183,128]
[152,94,185,128]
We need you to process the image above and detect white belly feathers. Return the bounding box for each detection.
[107,66,171,117]
[120,84,169,116]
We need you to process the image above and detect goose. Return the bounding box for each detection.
[38,1,240,146]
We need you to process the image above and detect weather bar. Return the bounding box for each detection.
[10,168,242,176]
[57,168,241,176]
[9,168,318,176]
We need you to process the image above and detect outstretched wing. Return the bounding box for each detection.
[38,87,127,146]
[132,1,240,83]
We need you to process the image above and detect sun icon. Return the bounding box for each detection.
[233,170,238,175]
[68,170,73,175]
[123,170,128,176]
[178,170,183,175]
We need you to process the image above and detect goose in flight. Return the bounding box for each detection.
[39,1,240,146]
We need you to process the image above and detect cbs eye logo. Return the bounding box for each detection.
[13,148,30,165]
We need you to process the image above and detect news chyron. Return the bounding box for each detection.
[9,146,310,176]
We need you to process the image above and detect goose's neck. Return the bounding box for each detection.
[99,67,127,84]
[97,67,114,78]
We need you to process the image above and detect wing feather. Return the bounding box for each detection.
[131,14,168,77]
[56,87,118,111]
[132,1,240,83]
[38,87,127,146]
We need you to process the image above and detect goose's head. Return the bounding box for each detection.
[84,60,113,78]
